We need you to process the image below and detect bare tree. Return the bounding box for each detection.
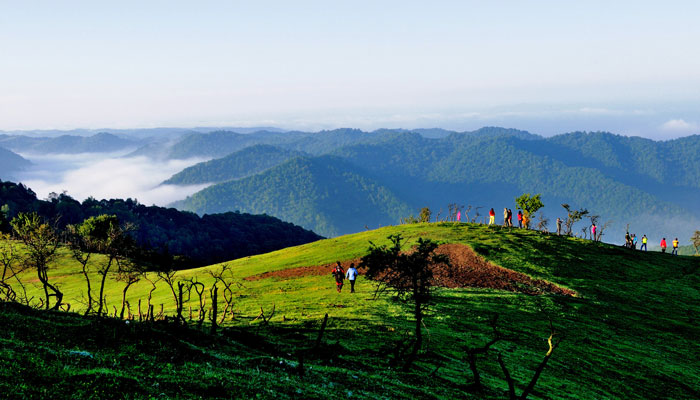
[0,233,29,304]
[11,213,62,310]
[561,204,589,236]
[691,230,700,255]
[74,215,135,315]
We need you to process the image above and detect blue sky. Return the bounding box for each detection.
[1,1,699,138]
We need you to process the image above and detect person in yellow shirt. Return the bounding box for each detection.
[672,238,679,255]
[640,234,648,251]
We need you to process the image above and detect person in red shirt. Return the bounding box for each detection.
[331,261,345,293]
[488,208,495,225]
[517,210,523,228]
[660,238,667,253]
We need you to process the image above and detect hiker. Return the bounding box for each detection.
[672,238,679,255]
[660,238,667,253]
[632,234,638,249]
[507,209,513,227]
[625,232,631,248]
[331,261,345,293]
[346,263,358,293]
[503,208,508,226]
[517,210,523,228]
[488,208,495,225]
[641,234,648,251]
[556,217,562,235]
[591,223,597,241]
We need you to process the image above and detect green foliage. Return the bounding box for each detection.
[515,193,544,217]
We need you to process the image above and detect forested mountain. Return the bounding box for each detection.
[163,145,305,185]
[174,156,413,237]
[172,129,700,242]
[0,132,138,154]
[0,147,31,177]
[0,180,321,268]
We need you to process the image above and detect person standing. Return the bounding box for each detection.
[517,210,523,228]
[672,238,679,255]
[331,262,345,293]
[503,208,508,226]
[556,217,562,235]
[660,238,667,253]
[507,209,513,227]
[488,208,495,225]
[591,223,597,241]
[632,234,638,249]
[346,263,358,293]
[641,234,648,251]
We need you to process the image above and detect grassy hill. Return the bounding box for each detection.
[1,223,699,399]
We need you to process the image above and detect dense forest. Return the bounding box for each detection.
[173,129,700,241]
[0,180,322,268]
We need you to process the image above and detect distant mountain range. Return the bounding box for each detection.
[168,128,700,241]
[0,132,138,154]
[2,126,699,243]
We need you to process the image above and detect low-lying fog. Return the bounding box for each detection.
[13,151,210,206]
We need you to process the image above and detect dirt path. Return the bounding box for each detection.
[245,244,576,296]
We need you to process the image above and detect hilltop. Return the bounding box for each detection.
[1,223,698,399]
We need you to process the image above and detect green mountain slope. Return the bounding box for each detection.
[174,156,413,237]
[163,144,305,185]
[2,223,699,399]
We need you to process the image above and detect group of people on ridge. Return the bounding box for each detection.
[488,207,523,227]
[659,237,681,255]
[331,262,359,293]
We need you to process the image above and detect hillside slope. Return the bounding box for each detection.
[163,144,305,185]
[174,156,413,237]
[2,223,699,399]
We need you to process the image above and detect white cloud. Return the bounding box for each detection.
[14,153,210,206]
[660,119,698,132]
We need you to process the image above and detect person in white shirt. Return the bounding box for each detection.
[346,263,359,293]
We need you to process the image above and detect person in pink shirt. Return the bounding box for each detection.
[660,238,667,253]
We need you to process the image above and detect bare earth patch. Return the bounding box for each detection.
[245,244,576,296]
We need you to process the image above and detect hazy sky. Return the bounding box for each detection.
[2,1,699,138]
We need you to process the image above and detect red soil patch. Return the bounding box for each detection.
[245,244,576,296]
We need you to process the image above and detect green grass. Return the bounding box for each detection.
[2,222,699,399]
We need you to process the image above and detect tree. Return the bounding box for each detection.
[691,230,700,255]
[419,207,432,223]
[75,215,134,315]
[561,204,589,236]
[515,193,544,230]
[0,233,29,304]
[360,234,450,370]
[10,213,62,310]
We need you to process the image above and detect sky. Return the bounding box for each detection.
[1,1,700,138]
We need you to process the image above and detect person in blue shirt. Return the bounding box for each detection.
[346,263,359,293]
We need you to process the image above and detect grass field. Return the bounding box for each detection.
[1,222,699,399]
